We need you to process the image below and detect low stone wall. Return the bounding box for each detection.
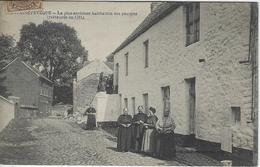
[0,96,15,132]
[98,121,118,137]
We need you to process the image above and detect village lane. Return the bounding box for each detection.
[0,118,185,166]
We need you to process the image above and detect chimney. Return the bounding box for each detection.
[151,2,166,12]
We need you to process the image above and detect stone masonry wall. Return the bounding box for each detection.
[114,3,253,150]
[74,73,100,113]
[0,60,40,107]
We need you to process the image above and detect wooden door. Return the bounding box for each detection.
[187,78,196,134]
[162,86,170,115]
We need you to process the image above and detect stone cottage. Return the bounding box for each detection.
[111,2,257,164]
[0,57,53,118]
[73,59,113,113]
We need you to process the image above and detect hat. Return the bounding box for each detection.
[138,105,144,110]
[149,107,156,113]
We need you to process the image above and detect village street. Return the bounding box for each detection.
[0,118,221,166]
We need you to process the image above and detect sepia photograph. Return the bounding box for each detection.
[0,0,258,166]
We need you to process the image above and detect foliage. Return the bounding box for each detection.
[0,34,20,69]
[0,34,20,97]
[17,21,88,85]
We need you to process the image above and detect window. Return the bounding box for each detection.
[115,63,119,86]
[162,86,171,116]
[131,97,136,115]
[143,93,149,114]
[144,40,149,68]
[231,107,241,124]
[124,98,128,110]
[125,53,128,76]
[119,94,122,111]
[186,3,200,46]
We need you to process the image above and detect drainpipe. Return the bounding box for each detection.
[249,3,258,166]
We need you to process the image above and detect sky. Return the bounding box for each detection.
[0,1,151,61]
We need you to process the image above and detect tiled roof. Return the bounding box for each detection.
[22,61,53,84]
[0,57,53,84]
[104,61,114,70]
[113,2,182,54]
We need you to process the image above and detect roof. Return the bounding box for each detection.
[113,2,182,54]
[104,61,114,70]
[0,57,53,84]
[77,59,113,81]
[22,61,53,84]
[0,95,14,104]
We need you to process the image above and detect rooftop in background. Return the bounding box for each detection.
[77,59,113,82]
[0,57,53,84]
[112,2,182,54]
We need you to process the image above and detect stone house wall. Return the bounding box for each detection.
[73,73,100,113]
[113,3,253,151]
[0,59,53,117]
[0,96,14,132]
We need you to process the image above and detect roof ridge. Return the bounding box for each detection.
[112,2,181,54]
[21,61,53,83]
[0,57,19,71]
[0,57,53,84]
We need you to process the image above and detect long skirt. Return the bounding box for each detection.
[141,128,156,154]
[86,114,96,130]
[117,126,132,152]
[131,125,144,152]
[156,132,176,160]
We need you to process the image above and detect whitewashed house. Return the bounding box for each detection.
[111,2,257,164]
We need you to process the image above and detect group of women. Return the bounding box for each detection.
[117,105,176,160]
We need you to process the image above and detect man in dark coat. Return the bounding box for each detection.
[131,105,148,152]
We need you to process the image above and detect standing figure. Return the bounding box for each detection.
[141,107,158,155]
[155,109,176,160]
[117,108,132,152]
[131,105,148,153]
[86,105,97,130]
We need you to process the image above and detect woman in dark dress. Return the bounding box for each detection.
[141,107,158,155]
[86,106,97,130]
[131,105,148,153]
[117,108,132,152]
[155,109,176,160]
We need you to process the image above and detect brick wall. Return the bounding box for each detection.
[114,3,253,150]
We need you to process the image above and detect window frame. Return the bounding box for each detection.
[143,40,149,68]
[231,106,241,125]
[186,3,200,46]
[125,52,129,76]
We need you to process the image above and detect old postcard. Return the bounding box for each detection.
[0,0,258,166]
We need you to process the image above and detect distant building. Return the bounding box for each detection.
[112,2,256,165]
[73,59,113,113]
[106,53,114,63]
[0,58,53,118]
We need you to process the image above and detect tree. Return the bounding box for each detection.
[17,21,88,85]
[0,34,20,69]
[0,34,20,97]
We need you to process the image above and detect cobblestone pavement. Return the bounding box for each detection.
[0,118,221,166]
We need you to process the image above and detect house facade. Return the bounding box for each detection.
[0,58,53,118]
[112,2,256,163]
[73,59,113,113]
